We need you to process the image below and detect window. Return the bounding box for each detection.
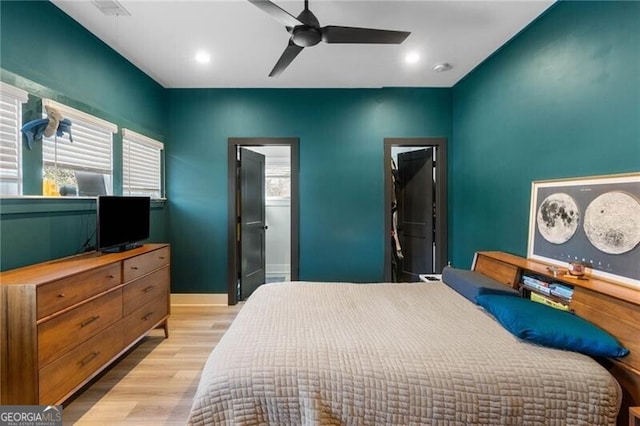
[42,99,117,196]
[122,129,164,199]
[0,82,28,195]
[265,163,290,198]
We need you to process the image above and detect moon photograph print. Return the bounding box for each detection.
[583,191,640,255]
[529,173,640,287]
[536,193,580,244]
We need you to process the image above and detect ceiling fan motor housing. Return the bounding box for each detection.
[292,26,322,47]
[291,8,322,47]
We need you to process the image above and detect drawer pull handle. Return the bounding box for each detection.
[109,274,115,279]
[142,312,154,321]
[80,351,100,367]
[131,266,139,270]
[159,256,166,260]
[142,286,155,293]
[57,293,65,298]
[80,315,100,328]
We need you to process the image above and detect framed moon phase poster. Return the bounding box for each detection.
[527,173,640,288]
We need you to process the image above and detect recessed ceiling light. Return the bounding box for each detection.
[405,52,420,64]
[195,51,211,64]
[433,63,453,72]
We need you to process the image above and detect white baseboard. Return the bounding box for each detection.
[171,293,228,306]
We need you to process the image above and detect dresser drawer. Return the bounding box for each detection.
[123,292,169,345]
[473,254,520,288]
[123,267,170,316]
[123,247,170,282]
[39,321,123,404]
[37,263,121,319]
[38,289,123,367]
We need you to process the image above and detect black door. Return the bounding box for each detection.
[239,148,266,299]
[397,148,434,281]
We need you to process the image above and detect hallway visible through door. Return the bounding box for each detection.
[248,146,292,285]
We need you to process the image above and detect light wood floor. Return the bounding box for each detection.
[63,304,242,425]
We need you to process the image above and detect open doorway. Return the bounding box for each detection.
[227,138,299,305]
[384,138,448,282]
[249,146,292,284]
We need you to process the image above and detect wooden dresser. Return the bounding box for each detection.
[473,251,640,426]
[0,243,170,405]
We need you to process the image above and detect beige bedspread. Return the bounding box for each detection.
[188,282,621,425]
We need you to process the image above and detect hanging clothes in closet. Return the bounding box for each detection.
[390,158,404,282]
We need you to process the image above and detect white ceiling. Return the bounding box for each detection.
[51,0,554,88]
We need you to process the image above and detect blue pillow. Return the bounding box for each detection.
[441,266,519,303]
[476,294,629,358]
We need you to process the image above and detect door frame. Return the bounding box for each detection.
[227,137,300,305]
[383,137,448,281]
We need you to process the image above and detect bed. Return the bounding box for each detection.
[187,281,623,425]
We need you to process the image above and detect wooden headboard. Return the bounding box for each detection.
[571,286,640,426]
[472,251,640,425]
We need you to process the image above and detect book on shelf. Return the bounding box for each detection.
[522,278,551,295]
[522,274,573,300]
[522,274,552,286]
[530,292,570,311]
[549,283,574,300]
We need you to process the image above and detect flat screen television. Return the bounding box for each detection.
[97,196,150,252]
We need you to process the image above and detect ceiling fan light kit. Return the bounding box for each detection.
[248,0,411,77]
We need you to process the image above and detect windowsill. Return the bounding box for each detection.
[1,195,166,201]
[0,196,167,215]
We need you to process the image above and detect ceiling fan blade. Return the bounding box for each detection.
[321,26,410,44]
[248,0,302,28]
[269,41,304,77]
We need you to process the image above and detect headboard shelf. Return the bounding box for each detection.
[474,251,640,305]
[472,251,640,426]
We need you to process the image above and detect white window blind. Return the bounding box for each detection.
[266,164,290,177]
[42,99,116,176]
[122,129,164,198]
[0,82,28,195]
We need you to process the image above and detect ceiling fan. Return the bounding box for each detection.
[248,0,411,77]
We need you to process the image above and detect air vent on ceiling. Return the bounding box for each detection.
[92,0,131,16]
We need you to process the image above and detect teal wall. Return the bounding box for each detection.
[0,1,165,137]
[167,88,452,292]
[0,199,167,270]
[450,1,640,268]
[0,1,167,270]
[2,1,638,293]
